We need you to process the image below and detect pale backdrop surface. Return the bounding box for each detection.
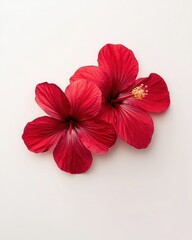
[0,0,192,239]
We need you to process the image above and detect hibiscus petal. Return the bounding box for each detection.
[70,66,112,100]
[53,131,92,174]
[65,80,101,120]
[22,116,65,153]
[77,119,117,154]
[70,66,105,88]
[112,105,154,149]
[35,82,70,120]
[129,73,170,113]
[98,44,139,92]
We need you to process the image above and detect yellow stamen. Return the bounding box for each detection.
[132,84,148,99]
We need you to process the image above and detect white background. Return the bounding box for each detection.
[0,0,192,239]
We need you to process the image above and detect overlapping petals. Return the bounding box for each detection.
[77,119,117,154]
[22,80,117,174]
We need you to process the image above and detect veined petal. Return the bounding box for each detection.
[35,82,70,120]
[98,102,117,125]
[65,80,101,121]
[70,66,106,89]
[98,44,139,92]
[112,105,154,149]
[129,73,170,113]
[53,131,92,174]
[77,119,117,154]
[22,116,65,153]
[70,65,112,100]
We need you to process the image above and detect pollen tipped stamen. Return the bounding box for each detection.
[132,84,148,99]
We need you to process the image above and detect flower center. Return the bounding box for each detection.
[66,117,77,134]
[132,84,148,99]
[107,93,119,107]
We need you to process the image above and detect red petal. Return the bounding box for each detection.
[53,131,92,174]
[129,73,170,113]
[98,102,117,125]
[65,80,101,120]
[98,44,139,92]
[70,66,106,89]
[70,66,111,100]
[35,82,70,120]
[110,105,154,149]
[77,119,117,154]
[22,116,65,153]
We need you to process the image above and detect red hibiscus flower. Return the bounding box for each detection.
[22,80,117,174]
[70,44,170,149]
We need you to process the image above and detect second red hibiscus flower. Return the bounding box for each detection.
[71,44,170,149]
